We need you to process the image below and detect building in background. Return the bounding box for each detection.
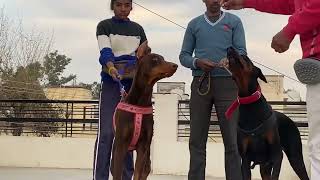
[156,82,189,100]
[44,86,96,137]
[258,75,285,101]
[157,75,301,102]
[284,89,301,102]
[44,86,92,100]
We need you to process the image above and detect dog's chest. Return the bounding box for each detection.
[246,137,270,163]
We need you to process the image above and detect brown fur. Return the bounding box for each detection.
[110,41,178,180]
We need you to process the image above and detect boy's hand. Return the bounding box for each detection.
[219,58,229,69]
[196,59,217,72]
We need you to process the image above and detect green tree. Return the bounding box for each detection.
[1,61,46,100]
[43,50,76,87]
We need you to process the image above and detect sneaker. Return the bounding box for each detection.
[294,58,320,84]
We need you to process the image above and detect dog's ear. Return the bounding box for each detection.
[256,67,267,83]
[137,41,151,60]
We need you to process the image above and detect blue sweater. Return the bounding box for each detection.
[179,12,247,77]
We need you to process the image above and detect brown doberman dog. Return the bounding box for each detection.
[226,47,309,180]
[110,42,178,180]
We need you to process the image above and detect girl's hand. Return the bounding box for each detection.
[108,67,122,81]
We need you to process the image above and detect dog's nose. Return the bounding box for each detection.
[172,63,178,69]
[227,47,235,54]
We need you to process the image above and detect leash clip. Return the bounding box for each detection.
[120,86,127,97]
[115,79,127,98]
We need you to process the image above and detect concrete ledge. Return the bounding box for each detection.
[0,94,311,179]
[0,136,95,169]
[0,135,310,179]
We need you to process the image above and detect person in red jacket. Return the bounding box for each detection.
[220,0,320,179]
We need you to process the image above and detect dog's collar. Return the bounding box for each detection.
[225,86,262,120]
[115,102,153,115]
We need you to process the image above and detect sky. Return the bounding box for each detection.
[0,0,307,99]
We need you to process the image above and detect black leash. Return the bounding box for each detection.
[197,72,211,96]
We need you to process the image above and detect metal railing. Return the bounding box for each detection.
[177,100,308,142]
[0,99,99,137]
[0,99,308,140]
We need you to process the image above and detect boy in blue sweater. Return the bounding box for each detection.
[179,0,246,179]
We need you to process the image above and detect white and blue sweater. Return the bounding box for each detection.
[96,16,147,82]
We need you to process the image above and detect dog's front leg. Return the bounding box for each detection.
[265,129,282,179]
[263,129,281,180]
[141,148,151,180]
[271,151,283,180]
[133,144,147,180]
[260,163,272,180]
[111,138,128,180]
[134,128,153,180]
[140,126,153,180]
[241,157,252,180]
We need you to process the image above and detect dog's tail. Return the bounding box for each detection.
[276,111,302,157]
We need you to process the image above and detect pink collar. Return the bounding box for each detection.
[225,86,262,120]
[113,102,153,151]
[115,102,153,114]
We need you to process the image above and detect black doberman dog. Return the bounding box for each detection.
[111,42,178,180]
[226,47,309,180]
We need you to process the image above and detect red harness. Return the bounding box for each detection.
[225,86,262,120]
[113,102,153,151]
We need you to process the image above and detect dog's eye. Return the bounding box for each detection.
[151,57,160,66]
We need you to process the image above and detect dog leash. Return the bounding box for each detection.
[197,72,211,96]
[115,79,127,98]
[196,64,232,96]
[109,66,129,99]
